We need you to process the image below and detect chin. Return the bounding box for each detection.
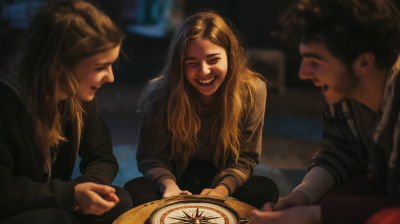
[79,94,95,102]
[324,95,344,105]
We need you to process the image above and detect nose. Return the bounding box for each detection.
[104,66,115,83]
[198,62,210,76]
[298,60,314,80]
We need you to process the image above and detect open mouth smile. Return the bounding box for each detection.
[196,76,217,86]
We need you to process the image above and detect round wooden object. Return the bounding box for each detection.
[113,195,256,224]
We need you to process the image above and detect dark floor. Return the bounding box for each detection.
[73,83,323,197]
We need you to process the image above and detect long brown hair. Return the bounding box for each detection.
[9,0,123,154]
[141,11,265,174]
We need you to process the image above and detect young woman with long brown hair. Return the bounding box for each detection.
[0,1,132,223]
[124,11,279,209]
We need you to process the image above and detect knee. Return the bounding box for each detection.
[123,177,155,195]
[249,175,279,203]
[112,186,133,213]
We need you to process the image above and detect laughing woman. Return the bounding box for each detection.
[0,1,132,224]
[124,11,279,209]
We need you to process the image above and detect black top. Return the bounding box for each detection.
[0,82,118,219]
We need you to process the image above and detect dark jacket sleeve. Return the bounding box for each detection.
[321,195,400,224]
[73,97,118,185]
[0,91,75,218]
[309,100,366,185]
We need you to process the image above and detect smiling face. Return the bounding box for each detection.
[70,45,120,101]
[299,41,359,105]
[184,38,228,103]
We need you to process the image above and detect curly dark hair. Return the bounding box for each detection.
[279,0,400,70]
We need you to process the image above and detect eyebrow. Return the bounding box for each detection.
[184,53,221,61]
[301,53,325,61]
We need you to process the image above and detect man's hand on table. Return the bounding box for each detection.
[266,191,310,211]
[252,205,321,224]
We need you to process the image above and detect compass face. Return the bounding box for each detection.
[150,199,240,224]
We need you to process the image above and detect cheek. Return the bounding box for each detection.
[184,67,195,80]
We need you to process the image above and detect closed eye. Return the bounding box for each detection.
[95,67,106,71]
[208,58,220,64]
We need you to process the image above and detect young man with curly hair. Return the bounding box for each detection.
[253,0,400,223]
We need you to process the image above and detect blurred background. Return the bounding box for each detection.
[3,0,397,197]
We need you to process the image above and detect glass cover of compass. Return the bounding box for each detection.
[149,199,241,224]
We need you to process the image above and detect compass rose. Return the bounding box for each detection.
[167,208,222,223]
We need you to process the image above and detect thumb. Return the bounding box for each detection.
[273,200,288,211]
[180,191,192,196]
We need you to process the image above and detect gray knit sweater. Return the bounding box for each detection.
[136,78,267,194]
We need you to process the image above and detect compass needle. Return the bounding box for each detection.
[181,210,192,219]
[196,208,199,217]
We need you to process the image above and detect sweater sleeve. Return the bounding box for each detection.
[211,78,267,194]
[309,99,366,186]
[292,166,335,204]
[73,97,118,185]
[0,90,75,218]
[136,98,176,188]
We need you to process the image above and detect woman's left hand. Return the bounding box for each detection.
[200,185,229,197]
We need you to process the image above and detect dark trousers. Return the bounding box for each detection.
[1,186,133,224]
[124,159,279,209]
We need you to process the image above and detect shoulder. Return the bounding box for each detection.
[249,76,267,106]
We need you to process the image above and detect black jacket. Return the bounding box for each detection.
[0,82,118,219]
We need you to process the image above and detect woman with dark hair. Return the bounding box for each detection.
[124,11,279,209]
[0,1,132,223]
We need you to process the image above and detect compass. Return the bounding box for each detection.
[149,199,241,224]
[113,195,255,224]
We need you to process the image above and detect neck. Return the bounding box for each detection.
[197,91,218,108]
[353,68,389,113]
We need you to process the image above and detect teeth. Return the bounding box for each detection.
[198,77,216,84]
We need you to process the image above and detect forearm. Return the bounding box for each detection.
[293,166,335,205]
[160,179,179,193]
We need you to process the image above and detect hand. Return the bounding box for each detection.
[261,191,310,212]
[252,206,321,224]
[74,182,119,215]
[160,179,192,199]
[200,185,229,197]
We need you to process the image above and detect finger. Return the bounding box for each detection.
[180,191,192,196]
[273,200,289,211]
[89,184,116,196]
[252,210,270,222]
[107,193,120,203]
[200,188,212,195]
[88,191,117,214]
[252,209,283,220]
[261,202,274,212]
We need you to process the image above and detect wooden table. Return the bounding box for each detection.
[113,195,256,224]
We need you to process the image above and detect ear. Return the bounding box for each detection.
[353,52,376,75]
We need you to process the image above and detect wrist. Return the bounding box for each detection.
[292,191,310,205]
[215,185,229,197]
[160,179,179,193]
